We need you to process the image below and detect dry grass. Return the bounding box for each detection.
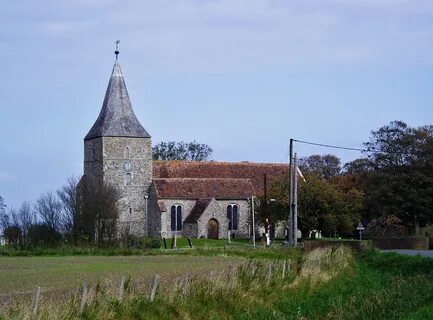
[292,246,354,287]
[3,246,404,320]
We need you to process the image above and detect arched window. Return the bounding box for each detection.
[125,173,132,185]
[171,205,182,231]
[227,204,239,231]
[129,207,132,215]
[124,146,130,159]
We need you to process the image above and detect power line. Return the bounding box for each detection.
[292,138,433,156]
[293,139,365,152]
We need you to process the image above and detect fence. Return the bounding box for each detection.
[9,258,293,318]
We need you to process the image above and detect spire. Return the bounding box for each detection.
[84,61,150,140]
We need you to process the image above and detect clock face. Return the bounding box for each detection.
[123,161,132,172]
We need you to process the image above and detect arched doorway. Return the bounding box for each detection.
[207,219,219,239]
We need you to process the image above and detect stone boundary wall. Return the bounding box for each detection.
[304,240,372,252]
[372,237,429,250]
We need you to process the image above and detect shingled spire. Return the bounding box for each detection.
[84,60,150,140]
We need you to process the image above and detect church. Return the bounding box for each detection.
[82,56,287,239]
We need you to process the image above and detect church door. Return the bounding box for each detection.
[207,219,219,239]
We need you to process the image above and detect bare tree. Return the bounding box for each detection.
[57,176,78,236]
[76,178,122,246]
[8,207,20,228]
[17,201,36,241]
[2,207,22,245]
[34,192,62,232]
[0,196,9,232]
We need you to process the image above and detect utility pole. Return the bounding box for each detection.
[251,195,256,247]
[288,139,294,246]
[263,174,271,246]
[293,153,298,246]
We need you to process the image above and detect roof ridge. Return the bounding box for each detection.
[153,177,253,181]
[153,160,288,166]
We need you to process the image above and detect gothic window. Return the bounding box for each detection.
[171,205,182,231]
[227,204,239,231]
[125,173,132,185]
[124,146,130,159]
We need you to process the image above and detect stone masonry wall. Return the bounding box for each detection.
[159,199,196,238]
[157,198,250,239]
[197,199,250,239]
[84,138,103,184]
[196,199,226,239]
[147,185,161,237]
[217,199,250,239]
[102,136,152,236]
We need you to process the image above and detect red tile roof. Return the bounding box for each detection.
[153,178,255,199]
[153,161,288,196]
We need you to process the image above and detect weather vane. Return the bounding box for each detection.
[114,40,120,60]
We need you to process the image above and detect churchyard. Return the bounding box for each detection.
[0,242,433,320]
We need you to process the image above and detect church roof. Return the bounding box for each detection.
[153,178,255,199]
[84,61,150,140]
[184,198,213,223]
[153,161,288,196]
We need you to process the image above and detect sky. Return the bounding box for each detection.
[1,0,433,208]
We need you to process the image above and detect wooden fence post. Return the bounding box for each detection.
[282,260,286,279]
[182,274,190,297]
[149,275,160,302]
[31,286,41,319]
[118,276,125,302]
[267,263,273,282]
[79,282,88,314]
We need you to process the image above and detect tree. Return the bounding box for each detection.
[363,121,433,229]
[57,176,78,237]
[34,192,62,232]
[0,196,5,217]
[76,178,122,246]
[17,201,35,242]
[367,215,407,237]
[268,173,363,238]
[27,223,61,246]
[298,174,363,237]
[3,226,21,246]
[0,196,7,231]
[343,158,373,175]
[152,141,213,161]
[299,154,341,180]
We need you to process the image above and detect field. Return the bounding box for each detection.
[0,255,243,298]
[0,244,433,319]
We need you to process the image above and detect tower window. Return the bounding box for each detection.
[171,205,182,231]
[129,207,132,215]
[124,146,130,159]
[125,173,132,185]
[227,204,239,231]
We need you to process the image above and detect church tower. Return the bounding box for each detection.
[83,52,152,236]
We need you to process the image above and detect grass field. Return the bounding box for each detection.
[1,245,433,319]
[0,255,243,300]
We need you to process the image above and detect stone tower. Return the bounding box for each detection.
[84,58,152,236]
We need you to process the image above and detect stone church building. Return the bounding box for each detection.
[83,58,287,239]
